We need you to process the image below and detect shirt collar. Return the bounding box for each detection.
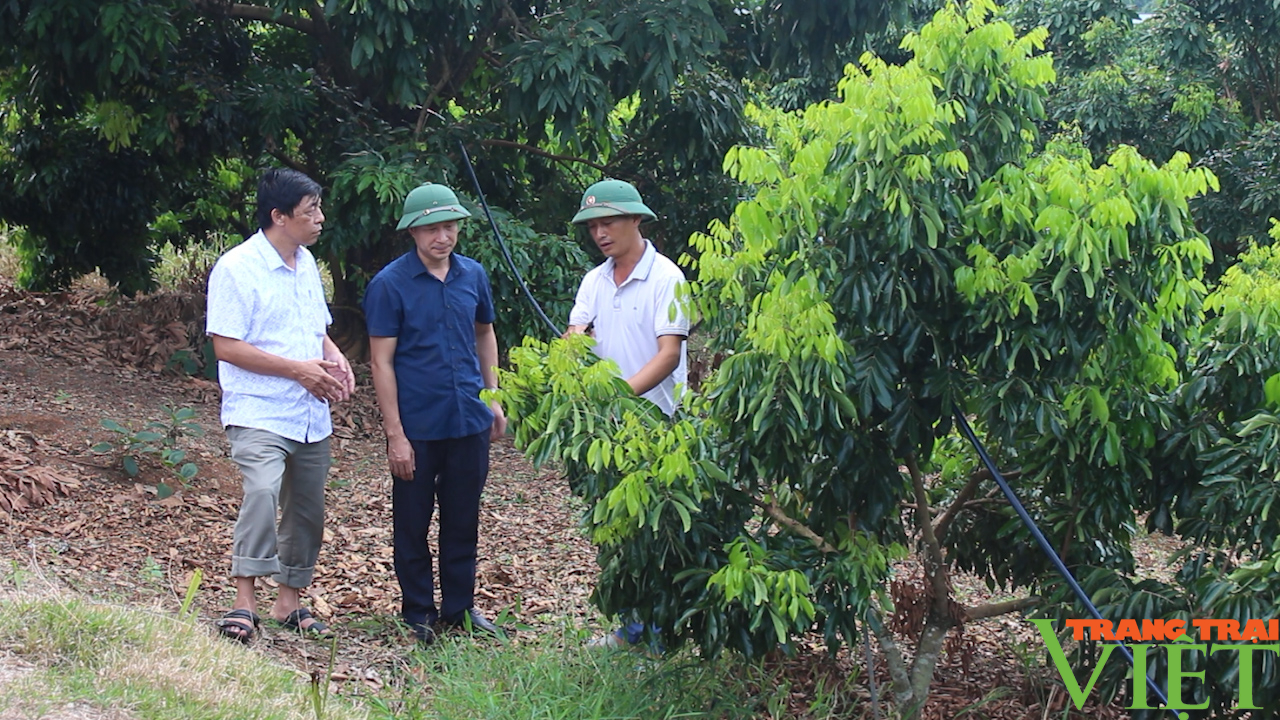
[249,230,297,271]
[603,239,656,285]
[408,250,465,280]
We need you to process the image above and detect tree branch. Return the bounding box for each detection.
[416,53,453,139]
[934,468,988,543]
[495,0,530,39]
[193,2,364,95]
[752,498,839,554]
[449,14,500,97]
[299,3,361,91]
[192,1,317,35]
[904,497,1008,514]
[479,139,613,174]
[231,2,314,32]
[964,596,1040,621]
[412,7,503,138]
[906,453,951,612]
[268,149,311,177]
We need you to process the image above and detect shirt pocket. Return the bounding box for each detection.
[448,284,480,328]
[300,279,329,336]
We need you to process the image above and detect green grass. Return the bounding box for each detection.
[0,591,366,720]
[0,588,813,720]
[368,628,766,720]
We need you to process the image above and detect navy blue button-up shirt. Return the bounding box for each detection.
[363,251,496,441]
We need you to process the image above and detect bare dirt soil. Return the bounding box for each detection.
[0,277,1163,718]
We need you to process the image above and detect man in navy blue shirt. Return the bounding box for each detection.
[364,182,507,643]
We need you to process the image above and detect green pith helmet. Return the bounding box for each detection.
[396,183,472,230]
[571,179,657,224]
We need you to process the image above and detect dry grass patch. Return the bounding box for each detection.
[0,591,365,720]
[0,229,20,282]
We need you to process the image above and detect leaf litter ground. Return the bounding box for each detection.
[0,277,1177,718]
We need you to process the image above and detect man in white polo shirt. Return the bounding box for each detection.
[565,179,689,648]
[206,168,355,643]
[565,179,689,416]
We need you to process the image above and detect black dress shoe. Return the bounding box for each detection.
[443,608,501,635]
[411,622,437,645]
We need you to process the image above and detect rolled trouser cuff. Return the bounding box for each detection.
[275,563,315,589]
[231,555,280,579]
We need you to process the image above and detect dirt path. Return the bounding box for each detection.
[0,343,601,677]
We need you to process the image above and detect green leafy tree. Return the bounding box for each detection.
[0,0,900,311]
[1006,0,1134,71]
[1194,121,1280,266]
[1192,0,1280,124]
[1064,220,1280,718]
[1042,14,1243,163]
[1010,0,1280,273]
[496,2,1217,715]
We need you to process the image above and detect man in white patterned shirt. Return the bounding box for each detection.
[205,169,355,643]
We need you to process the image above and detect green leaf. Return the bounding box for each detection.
[1103,425,1121,465]
[1265,373,1280,408]
[1239,414,1279,437]
[90,442,113,454]
[123,456,140,477]
[674,502,692,532]
[156,482,174,499]
[1088,389,1110,425]
[698,459,728,483]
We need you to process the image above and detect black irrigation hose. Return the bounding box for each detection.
[458,141,563,338]
[951,405,1179,718]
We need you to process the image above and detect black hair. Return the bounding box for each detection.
[255,168,322,230]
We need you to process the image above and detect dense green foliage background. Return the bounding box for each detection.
[5,0,1280,717]
[0,0,898,338]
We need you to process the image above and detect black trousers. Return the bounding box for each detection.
[393,430,490,627]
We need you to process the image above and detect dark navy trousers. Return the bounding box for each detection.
[393,430,489,627]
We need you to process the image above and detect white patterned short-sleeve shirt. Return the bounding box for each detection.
[206,231,333,443]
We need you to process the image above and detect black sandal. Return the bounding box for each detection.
[276,608,333,638]
[215,609,260,644]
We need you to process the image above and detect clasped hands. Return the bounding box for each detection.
[295,351,355,403]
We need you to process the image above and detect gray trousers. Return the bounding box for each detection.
[226,426,330,588]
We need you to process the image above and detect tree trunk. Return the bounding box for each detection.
[867,608,916,708]
[907,617,952,715]
[324,254,369,363]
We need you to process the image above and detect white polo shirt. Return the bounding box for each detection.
[568,239,689,415]
[206,231,333,443]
